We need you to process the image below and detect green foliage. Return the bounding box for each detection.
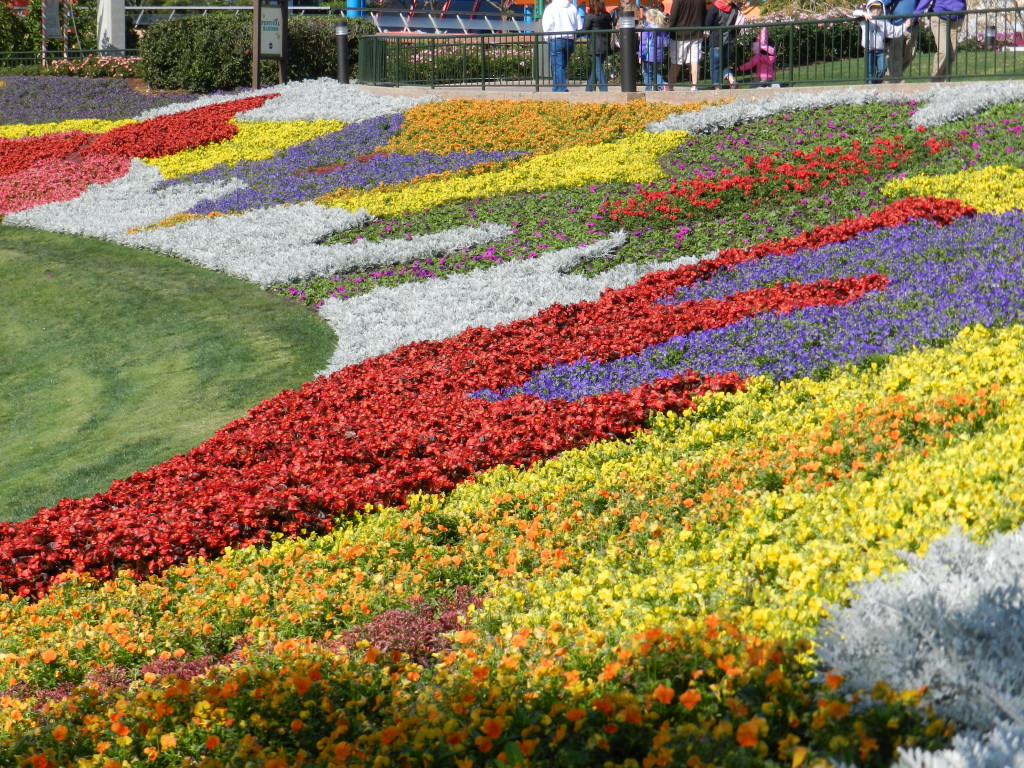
[138,14,264,92]
[0,62,43,74]
[23,0,99,51]
[138,13,376,93]
[0,4,29,53]
[288,15,375,81]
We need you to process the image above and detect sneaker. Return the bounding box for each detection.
[691,85,698,91]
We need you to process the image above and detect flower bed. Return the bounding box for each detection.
[2,78,1024,767]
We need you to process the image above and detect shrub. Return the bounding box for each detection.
[139,14,377,93]
[288,15,376,82]
[0,4,29,53]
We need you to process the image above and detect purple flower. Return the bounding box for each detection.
[476,211,1024,402]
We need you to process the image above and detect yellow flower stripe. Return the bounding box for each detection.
[321,130,687,216]
[884,164,1024,213]
[0,119,134,138]
[144,119,346,178]
[481,324,1024,644]
[1,325,1022,696]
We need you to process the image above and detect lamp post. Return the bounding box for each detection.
[618,9,636,92]
[336,21,350,83]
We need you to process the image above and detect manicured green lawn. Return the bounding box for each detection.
[774,49,1024,87]
[0,225,335,523]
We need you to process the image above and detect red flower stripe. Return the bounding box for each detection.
[0,197,971,597]
[607,137,914,221]
[0,154,133,216]
[81,95,273,159]
[0,94,274,183]
[0,132,94,178]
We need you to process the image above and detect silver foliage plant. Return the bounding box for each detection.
[4,159,510,287]
[128,212,509,287]
[910,82,1024,128]
[646,82,1024,136]
[815,526,1024,763]
[5,160,246,238]
[233,79,441,123]
[317,234,716,373]
[895,723,1024,768]
[133,79,439,122]
[645,87,914,134]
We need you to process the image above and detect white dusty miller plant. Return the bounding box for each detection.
[895,722,1024,768]
[318,235,715,373]
[646,81,1024,136]
[815,525,1024,764]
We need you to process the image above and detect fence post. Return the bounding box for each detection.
[335,21,350,83]
[619,9,637,92]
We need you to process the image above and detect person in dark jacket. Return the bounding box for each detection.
[666,0,706,90]
[583,0,614,91]
[704,0,744,88]
[908,0,966,81]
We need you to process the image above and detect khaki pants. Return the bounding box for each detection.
[884,22,919,81]
[928,14,964,81]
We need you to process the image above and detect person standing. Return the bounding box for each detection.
[543,0,581,92]
[908,0,966,81]
[853,0,904,83]
[705,0,745,89]
[583,0,614,91]
[666,0,706,90]
[640,7,670,89]
[884,0,919,80]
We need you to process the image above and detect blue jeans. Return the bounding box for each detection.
[642,61,665,90]
[709,43,734,86]
[586,53,608,91]
[866,48,885,83]
[550,38,574,92]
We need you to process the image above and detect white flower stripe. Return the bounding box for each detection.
[4,160,245,237]
[646,87,914,134]
[132,79,439,123]
[317,233,718,374]
[127,213,511,287]
[910,81,1024,128]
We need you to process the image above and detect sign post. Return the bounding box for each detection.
[41,0,62,66]
[252,0,289,90]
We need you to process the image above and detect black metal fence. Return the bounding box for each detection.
[358,7,1024,89]
[0,49,139,68]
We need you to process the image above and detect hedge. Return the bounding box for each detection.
[138,14,377,93]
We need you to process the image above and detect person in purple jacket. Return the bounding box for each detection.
[640,8,671,90]
[908,0,966,81]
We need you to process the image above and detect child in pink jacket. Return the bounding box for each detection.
[738,26,776,84]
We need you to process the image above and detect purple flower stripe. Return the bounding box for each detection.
[186,148,526,215]
[0,76,198,125]
[476,211,1024,401]
[159,113,406,189]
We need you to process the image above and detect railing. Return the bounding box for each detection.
[358,7,1024,89]
[121,4,529,35]
[0,48,139,68]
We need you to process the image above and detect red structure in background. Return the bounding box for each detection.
[7,0,29,14]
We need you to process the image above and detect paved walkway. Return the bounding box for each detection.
[359,80,940,103]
